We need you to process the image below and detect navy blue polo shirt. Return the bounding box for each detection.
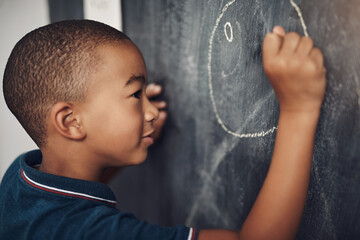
[0,150,198,240]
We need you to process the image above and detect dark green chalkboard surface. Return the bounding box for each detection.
[111,0,360,239]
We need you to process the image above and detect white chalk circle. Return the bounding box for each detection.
[208,0,308,138]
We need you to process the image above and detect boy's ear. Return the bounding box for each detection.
[50,102,86,141]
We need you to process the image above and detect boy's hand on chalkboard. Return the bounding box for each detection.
[262,26,326,114]
[146,83,167,141]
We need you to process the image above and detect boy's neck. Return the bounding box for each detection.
[39,145,104,182]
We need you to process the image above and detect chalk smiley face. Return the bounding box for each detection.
[208,0,308,138]
[208,0,278,138]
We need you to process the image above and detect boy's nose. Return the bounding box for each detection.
[144,97,159,122]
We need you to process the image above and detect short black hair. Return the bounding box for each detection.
[3,20,130,146]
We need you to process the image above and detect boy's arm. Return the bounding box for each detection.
[198,26,326,240]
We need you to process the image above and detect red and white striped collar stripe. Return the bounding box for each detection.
[21,169,117,207]
[187,227,197,240]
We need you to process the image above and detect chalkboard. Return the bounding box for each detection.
[111,0,360,239]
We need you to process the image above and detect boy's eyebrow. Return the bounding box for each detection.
[125,75,146,87]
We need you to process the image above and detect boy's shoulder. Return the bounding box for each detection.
[0,150,25,189]
[0,150,197,240]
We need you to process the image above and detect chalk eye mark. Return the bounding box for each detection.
[221,21,242,78]
[224,22,233,42]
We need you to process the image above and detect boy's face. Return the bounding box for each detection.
[77,41,159,167]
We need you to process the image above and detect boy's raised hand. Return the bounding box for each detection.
[263,26,326,113]
[146,83,167,141]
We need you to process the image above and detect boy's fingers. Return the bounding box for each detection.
[296,36,314,57]
[151,101,167,110]
[281,32,301,55]
[146,83,162,98]
[263,32,283,63]
[155,111,167,125]
[153,111,167,141]
[310,47,324,70]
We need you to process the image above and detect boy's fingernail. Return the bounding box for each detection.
[273,26,285,36]
[154,85,161,92]
[160,101,166,107]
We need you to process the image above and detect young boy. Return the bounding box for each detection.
[0,20,325,239]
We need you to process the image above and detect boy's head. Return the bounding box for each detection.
[3,20,128,147]
[3,20,159,167]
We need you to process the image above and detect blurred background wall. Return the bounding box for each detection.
[0,0,49,181]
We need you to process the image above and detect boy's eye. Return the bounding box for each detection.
[131,90,142,99]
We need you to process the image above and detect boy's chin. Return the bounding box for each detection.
[131,156,147,166]
[110,149,149,167]
[125,151,148,166]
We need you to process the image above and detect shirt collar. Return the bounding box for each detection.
[20,150,117,207]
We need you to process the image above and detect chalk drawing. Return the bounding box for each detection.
[187,0,311,225]
[208,0,309,139]
[224,22,234,42]
[208,0,277,138]
[208,0,276,138]
[290,0,309,37]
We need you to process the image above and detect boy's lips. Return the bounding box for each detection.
[142,130,154,138]
[142,130,155,145]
